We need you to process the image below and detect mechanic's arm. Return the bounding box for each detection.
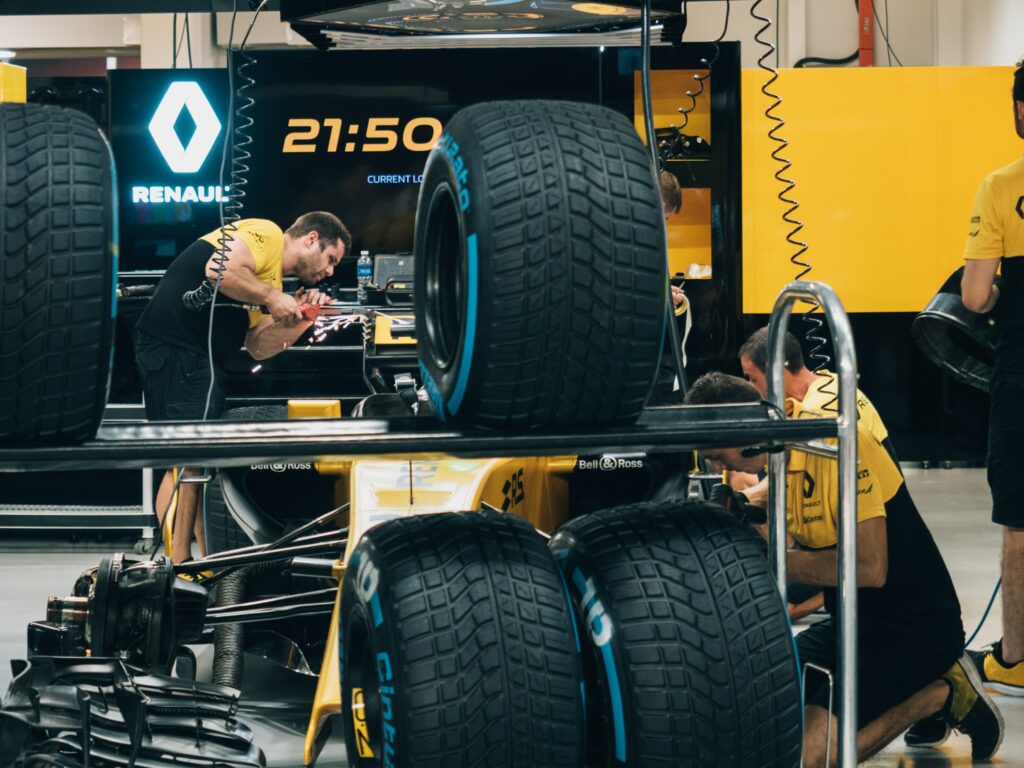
[785,517,888,588]
[205,239,301,322]
[788,591,825,621]
[244,288,332,361]
[245,316,314,360]
[962,258,1000,313]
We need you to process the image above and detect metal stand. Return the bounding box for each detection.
[139,467,156,552]
[767,281,858,768]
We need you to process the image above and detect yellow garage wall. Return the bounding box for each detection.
[669,187,711,276]
[742,66,1021,314]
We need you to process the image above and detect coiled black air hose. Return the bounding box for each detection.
[212,567,247,688]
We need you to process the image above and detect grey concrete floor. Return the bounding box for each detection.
[0,468,1019,766]
[866,468,1020,767]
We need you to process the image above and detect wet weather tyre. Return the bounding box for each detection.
[204,405,288,554]
[340,511,586,767]
[551,501,803,768]
[415,100,667,429]
[0,103,117,442]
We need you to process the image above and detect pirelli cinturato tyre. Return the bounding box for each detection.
[551,501,803,768]
[340,511,586,768]
[414,100,667,429]
[0,103,117,442]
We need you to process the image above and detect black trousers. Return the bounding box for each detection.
[134,330,225,421]
[797,618,957,728]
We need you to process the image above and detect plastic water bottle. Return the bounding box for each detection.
[356,250,372,304]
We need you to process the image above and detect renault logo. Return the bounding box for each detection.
[148,81,221,174]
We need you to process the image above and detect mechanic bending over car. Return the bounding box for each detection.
[685,372,1004,765]
[712,327,897,620]
[134,212,352,563]
[739,327,897,462]
[737,328,960,746]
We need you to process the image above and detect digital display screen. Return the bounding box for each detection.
[108,47,733,283]
[239,47,633,286]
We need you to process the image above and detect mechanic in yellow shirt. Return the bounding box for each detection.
[959,60,1024,696]
[685,372,1002,763]
[134,212,351,562]
[728,327,893,619]
[738,326,893,459]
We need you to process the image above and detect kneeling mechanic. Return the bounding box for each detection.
[686,372,1003,765]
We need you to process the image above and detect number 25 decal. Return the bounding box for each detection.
[501,468,525,512]
[282,117,442,154]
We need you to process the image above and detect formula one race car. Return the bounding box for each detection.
[4,437,807,768]
[0,98,843,768]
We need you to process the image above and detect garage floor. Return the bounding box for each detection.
[0,468,1018,766]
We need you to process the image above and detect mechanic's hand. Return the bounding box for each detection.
[265,291,303,323]
[671,285,685,308]
[295,287,332,306]
[708,483,767,526]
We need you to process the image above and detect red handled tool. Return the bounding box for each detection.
[240,301,347,319]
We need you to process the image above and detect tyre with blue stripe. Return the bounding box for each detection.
[0,103,117,442]
[551,500,803,767]
[339,510,585,767]
[414,100,666,429]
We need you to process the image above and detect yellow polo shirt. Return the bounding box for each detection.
[802,370,889,444]
[964,155,1024,261]
[201,219,284,327]
[785,399,903,550]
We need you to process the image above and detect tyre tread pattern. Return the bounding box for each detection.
[438,100,665,429]
[556,501,802,767]
[358,511,584,767]
[474,100,663,426]
[0,103,114,441]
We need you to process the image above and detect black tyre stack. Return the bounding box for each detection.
[342,98,802,768]
[414,100,667,430]
[0,103,116,442]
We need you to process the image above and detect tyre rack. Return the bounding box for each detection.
[0,281,860,767]
[769,281,859,768]
[0,401,834,472]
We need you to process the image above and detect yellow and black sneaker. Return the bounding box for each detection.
[942,653,1004,759]
[969,640,1024,696]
